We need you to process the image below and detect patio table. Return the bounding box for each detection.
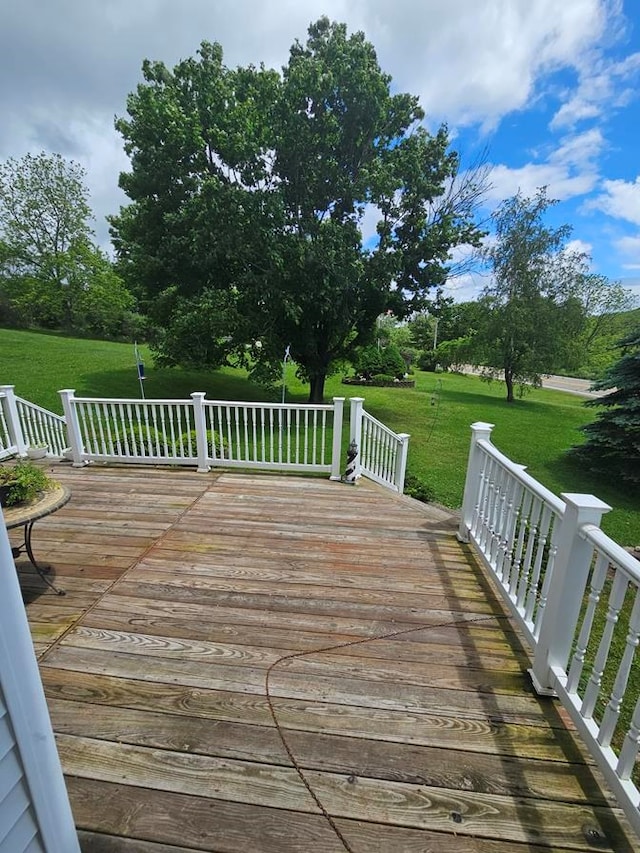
[3,483,70,595]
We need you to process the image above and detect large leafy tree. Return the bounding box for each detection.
[111,18,485,401]
[567,264,637,375]
[0,152,93,280]
[572,328,640,487]
[0,151,135,336]
[471,188,586,402]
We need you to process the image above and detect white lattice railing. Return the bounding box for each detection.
[347,397,409,494]
[459,422,640,836]
[60,390,345,478]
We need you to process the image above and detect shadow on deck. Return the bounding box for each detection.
[15,463,636,852]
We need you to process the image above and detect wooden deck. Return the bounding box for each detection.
[13,464,637,852]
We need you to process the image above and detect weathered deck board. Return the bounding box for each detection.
[16,465,636,851]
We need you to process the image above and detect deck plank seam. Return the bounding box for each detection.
[35,477,217,664]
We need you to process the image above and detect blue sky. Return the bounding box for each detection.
[445,2,640,301]
[1,0,639,303]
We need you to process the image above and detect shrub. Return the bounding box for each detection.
[435,336,473,372]
[354,343,406,380]
[114,424,160,452]
[0,460,51,506]
[403,471,435,504]
[417,350,438,371]
[398,345,419,369]
[177,429,229,457]
[372,373,396,383]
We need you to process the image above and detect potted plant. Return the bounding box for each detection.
[26,442,49,460]
[0,460,51,507]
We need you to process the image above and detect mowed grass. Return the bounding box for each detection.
[2,327,638,545]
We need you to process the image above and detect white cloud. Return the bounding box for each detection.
[565,238,593,256]
[485,128,604,203]
[615,235,640,267]
[362,0,611,128]
[442,271,488,303]
[551,49,640,130]
[588,177,640,225]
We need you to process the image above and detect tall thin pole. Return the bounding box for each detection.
[281,345,291,404]
[134,341,146,400]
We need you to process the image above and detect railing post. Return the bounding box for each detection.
[530,493,611,696]
[395,433,410,494]
[59,389,86,467]
[329,397,345,481]
[457,422,494,543]
[348,397,364,482]
[0,384,27,456]
[191,392,210,473]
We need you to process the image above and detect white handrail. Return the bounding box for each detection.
[349,397,410,493]
[60,390,346,479]
[460,422,640,836]
[15,396,67,456]
[1,385,69,458]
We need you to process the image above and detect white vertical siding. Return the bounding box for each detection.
[0,690,43,853]
[0,512,79,853]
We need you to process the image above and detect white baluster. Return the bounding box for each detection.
[582,572,628,719]
[566,553,608,694]
[617,693,640,780]
[599,587,640,747]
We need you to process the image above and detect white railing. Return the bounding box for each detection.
[203,399,337,472]
[459,422,640,836]
[0,389,17,459]
[348,397,409,493]
[60,390,345,479]
[0,385,410,492]
[15,396,68,456]
[0,385,68,459]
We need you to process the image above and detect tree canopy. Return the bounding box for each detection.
[470,188,588,402]
[111,18,486,401]
[0,152,136,338]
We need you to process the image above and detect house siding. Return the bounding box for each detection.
[0,688,43,853]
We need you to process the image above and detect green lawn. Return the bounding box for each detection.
[2,327,638,545]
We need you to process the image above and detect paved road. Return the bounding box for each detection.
[539,374,606,398]
[461,366,607,398]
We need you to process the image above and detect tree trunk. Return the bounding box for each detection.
[505,368,515,403]
[308,373,326,403]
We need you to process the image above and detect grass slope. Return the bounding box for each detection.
[2,328,638,544]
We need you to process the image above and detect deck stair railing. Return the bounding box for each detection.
[348,397,409,494]
[459,421,640,836]
[0,385,68,460]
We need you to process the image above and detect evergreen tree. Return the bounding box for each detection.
[573,327,640,486]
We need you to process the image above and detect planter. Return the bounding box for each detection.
[26,446,48,460]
